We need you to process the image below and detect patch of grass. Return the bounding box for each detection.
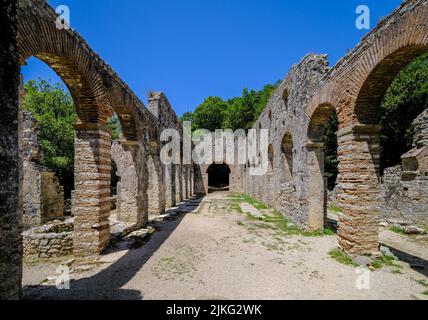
[423,290,428,296]
[371,255,399,269]
[416,279,428,287]
[328,204,342,213]
[261,211,335,237]
[236,220,244,226]
[230,195,334,237]
[328,248,355,266]
[229,194,268,210]
[389,226,406,235]
[230,203,243,213]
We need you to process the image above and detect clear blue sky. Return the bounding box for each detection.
[22,0,403,116]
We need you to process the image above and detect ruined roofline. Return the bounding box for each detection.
[251,53,327,129]
[148,92,181,127]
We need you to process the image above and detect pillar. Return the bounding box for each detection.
[112,140,146,226]
[306,142,326,230]
[337,124,381,255]
[0,0,22,299]
[175,164,183,203]
[148,154,165,215]
[183,166,189,199]
[73,123,112,257]
[165,164,175,208]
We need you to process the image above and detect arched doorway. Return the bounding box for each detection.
[207,164,231,193]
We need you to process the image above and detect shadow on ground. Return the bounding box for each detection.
[23,196,204,300]
[382,243,428,277]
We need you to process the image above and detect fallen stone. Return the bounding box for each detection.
[353,255,373,266]
[387,219,411,226]
[380,246,398,260]
[403,226,426,235]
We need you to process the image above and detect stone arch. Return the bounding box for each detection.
[17,0,140,140]
[306,103,336,231]
[16,1,146,256]
[281,132,293,182]
[207,163,231,192]
[330,2,428,255]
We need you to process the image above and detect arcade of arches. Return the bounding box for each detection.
[1,0,427,299]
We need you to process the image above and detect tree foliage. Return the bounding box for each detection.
[107,113,123,140]
[181,83,279,132]
[324,112,338,191]
[22,79,76,195]
[379,53,428,171]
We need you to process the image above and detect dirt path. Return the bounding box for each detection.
[23,192,428,300]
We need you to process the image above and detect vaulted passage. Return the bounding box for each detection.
[207,164,231,192]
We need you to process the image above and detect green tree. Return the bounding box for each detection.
[324,112,339,190]
[192,96,227,132]
[380,53,428,171]
[223,84,279,131]
[22,79,76,195]
[107,113,122,140]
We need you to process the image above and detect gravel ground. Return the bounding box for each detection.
[23,192,428,300]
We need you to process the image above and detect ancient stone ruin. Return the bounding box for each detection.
[22,111,64,229]
[0,0,427,299]
[380,109,428,228]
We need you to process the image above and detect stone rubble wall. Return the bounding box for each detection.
[379,110,428,228]
[22,112,64,229]
[23,219,73,258]
[380,166,428,228]
[244,54,329,228]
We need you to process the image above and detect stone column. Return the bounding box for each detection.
[73,123,112,257]
[0,0,22,299]
[183,166,189,199]
[175,164,183,203]
[148,154,165,216]
[164,164,175,208]
[112,140,146,226]
[189,166,194,196]
[306,142,325,231]
[337,124,382,255]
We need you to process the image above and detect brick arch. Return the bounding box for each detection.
[353,46,428,125]
[344,2,428,126]
[306,81,348,132]
[17,0,140,140]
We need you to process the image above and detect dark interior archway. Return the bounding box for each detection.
[207,164,231,192]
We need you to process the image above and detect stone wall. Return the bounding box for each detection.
[147,92,193,209]
[22,112,64,229]
[244,54,329,229]
[379,110,428,228]
[0,0,22,299]
[23,219,73,258]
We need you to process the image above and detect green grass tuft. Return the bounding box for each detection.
[230,195,335,237]
[371,255,399,269]
[328,204,342,213]
[389,226,406,235]
[328,248,355,266]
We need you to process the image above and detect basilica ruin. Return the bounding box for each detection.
[0,0,427,299]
